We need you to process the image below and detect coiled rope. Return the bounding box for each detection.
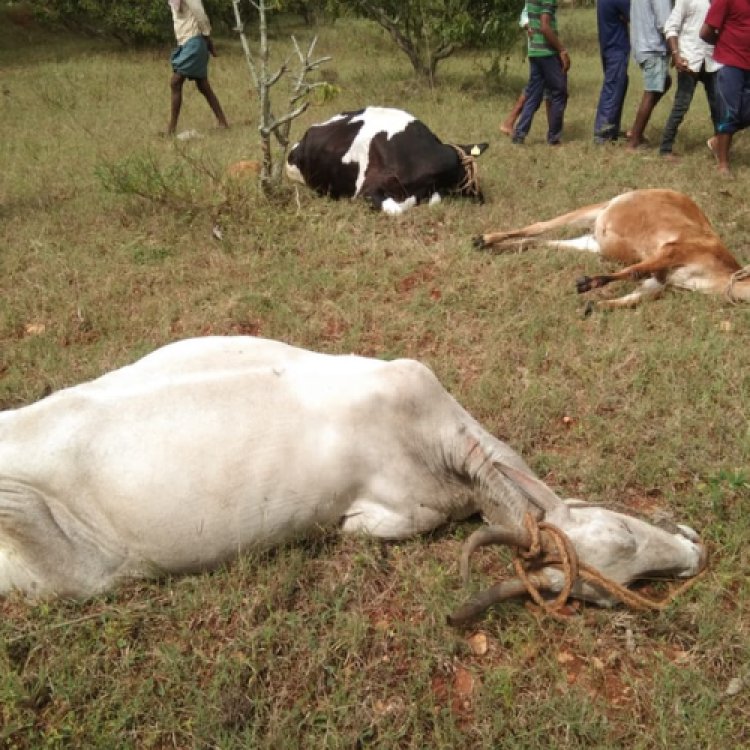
[725,264,750,304]
[513,513,708,614]
[449,144,481,198]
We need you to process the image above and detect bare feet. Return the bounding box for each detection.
[625,130,650,151]
[707,137,731,175]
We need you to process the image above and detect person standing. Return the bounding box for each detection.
[500,5,552,136]
[511,0,570,146]
[167,0,229,136]
[594,0,631,144]
[627,0,672,150]
[700,0,750,174]
[659,0,721,160]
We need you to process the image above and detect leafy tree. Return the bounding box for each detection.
[26,0,232,45]
[283,0,341,24]
[343,0,522,82]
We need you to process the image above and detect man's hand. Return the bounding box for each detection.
[673,52,689,73]
[205,35,217,57]
[560,50,571,73]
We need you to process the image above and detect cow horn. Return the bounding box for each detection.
[447,577,535,626]
[459,524,532,586]
[494,461,569,518]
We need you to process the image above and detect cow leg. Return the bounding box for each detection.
[595,277,666,309]
[547,234,601,254]
[0,482,125,597]
[340,497,451,539]
[576,253,677,294]
[363,191,386,212]
[474,202,608,250]
[381,196,418,215]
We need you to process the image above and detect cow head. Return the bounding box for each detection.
[450,462,706,622]
[286,142,304,184]
[451,142,489,203]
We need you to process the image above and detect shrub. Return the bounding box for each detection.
[26,0,232,45]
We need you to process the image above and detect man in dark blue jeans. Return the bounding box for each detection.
[512,0,570,145]
[594,0,631,143]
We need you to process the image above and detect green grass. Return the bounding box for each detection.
[1,8,750,749]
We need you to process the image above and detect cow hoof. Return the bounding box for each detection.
[582,301,595,318]
[472,235,488,250]
[576,276,592,294]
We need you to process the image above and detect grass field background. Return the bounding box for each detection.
[1,8,749,748]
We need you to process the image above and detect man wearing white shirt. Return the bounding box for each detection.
[167,0,229,136]
[659,0,721,158]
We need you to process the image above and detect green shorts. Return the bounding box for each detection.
[171,35,209,80]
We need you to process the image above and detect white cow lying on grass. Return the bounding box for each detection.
[0,337,704,611]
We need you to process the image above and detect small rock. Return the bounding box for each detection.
[725,677,743,697]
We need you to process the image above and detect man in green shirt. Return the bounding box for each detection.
[512,0,571,145]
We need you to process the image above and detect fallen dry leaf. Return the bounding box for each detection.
[24,322,46,336]
[227,159,261,177]
[453,666,475,699]
[466,631,488,656]
[373,697,404,716]
[557,650,576,665]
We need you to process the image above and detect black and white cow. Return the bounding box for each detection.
[286,107,489,214]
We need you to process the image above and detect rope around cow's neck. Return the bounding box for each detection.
[725,264,750,304]
[461,513,708,621]
[449,144,480,197]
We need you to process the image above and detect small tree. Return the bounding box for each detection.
[344,0,520,83]
[231,0,332,193]
[26,0,230,44]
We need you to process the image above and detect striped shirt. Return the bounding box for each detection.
[527,0,559,58]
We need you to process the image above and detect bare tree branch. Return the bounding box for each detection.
[230,0,259,90]
[233,1,334,194]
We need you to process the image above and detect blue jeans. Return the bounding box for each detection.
[513,55,568,144]
[716,65,750,135]
[594,51,629,141]
[659,67,719,154]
